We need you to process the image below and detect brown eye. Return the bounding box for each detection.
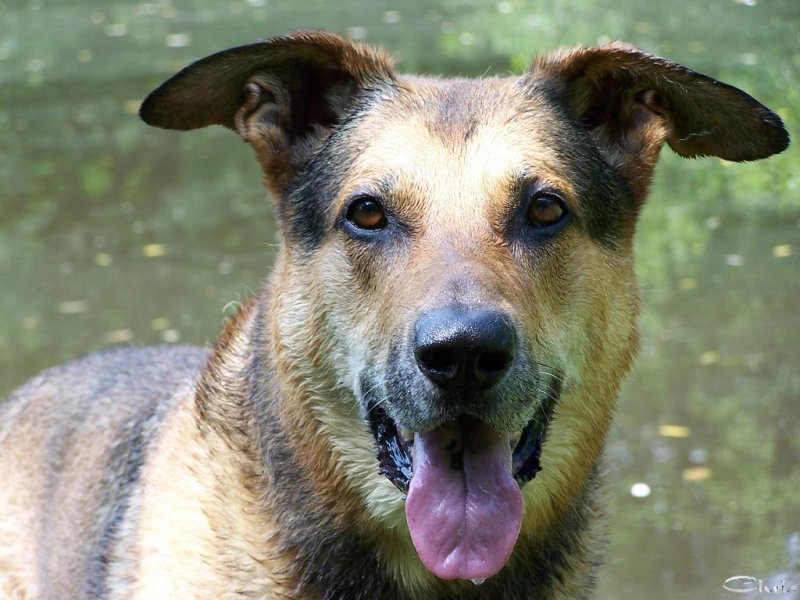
[527,193,566,227]
[346,196,388,231]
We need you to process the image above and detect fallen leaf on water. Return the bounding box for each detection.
[658,425,691,438]
[142,243,168,258]
[772,244,791,258]
[683,467,712,483]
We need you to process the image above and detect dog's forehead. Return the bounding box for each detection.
[345,76,577,200]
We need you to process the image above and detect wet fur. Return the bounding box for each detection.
[0,30,788,599]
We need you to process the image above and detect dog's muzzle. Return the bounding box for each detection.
[364,306,560,581]
[369,305,558,492]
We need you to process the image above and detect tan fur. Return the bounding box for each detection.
[0,31,787,599]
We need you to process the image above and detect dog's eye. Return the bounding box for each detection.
[346,196,388,231]
[527,193,567,228]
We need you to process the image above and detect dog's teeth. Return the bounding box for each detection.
[400,428,414,443]
[470,578,486,586]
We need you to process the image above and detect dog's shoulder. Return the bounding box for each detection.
[2,345,209,436]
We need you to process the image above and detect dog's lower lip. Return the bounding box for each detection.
[366,396,558,495]
[368,406,413,494]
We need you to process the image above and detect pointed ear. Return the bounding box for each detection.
[140,29,395,193]
[532,43,789,201]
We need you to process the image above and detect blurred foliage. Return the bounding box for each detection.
[1,0,798,598]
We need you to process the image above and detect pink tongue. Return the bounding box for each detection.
[405,419,523,581]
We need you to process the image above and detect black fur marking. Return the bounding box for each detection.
[278,86,397,252]
[279,147,345,251]
[517,78,639,250]
[92,404,156,598]
[257,399,403,599]
[574,153,638,249]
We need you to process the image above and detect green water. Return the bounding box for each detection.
[2,1,798,598]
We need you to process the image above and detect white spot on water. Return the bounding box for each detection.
[726,254,744,267]
[165,33,191,48]
[105,23,128,37]
[347,26,367,40]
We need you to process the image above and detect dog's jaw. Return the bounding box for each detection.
[365,390,558,581]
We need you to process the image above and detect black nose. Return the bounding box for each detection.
[413,307,516,391]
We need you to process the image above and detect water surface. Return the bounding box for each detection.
[2,1,798,598]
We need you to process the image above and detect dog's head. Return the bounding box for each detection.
[142,30,787,584]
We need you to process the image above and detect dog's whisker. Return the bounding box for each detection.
[362,381,391,416]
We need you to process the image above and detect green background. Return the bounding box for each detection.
[2,1,798,598]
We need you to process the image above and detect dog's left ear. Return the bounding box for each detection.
[532,43,789,201]
[140,30,395,193]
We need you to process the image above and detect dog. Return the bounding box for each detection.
[0,30,788,599]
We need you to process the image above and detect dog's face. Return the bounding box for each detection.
[333,78,632,432]
[286,77,648,581]
[142,30,788,584]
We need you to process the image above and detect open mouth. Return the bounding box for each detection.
[366,389,559,581]
[367,394,559,495]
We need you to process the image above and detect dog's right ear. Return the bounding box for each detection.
[140,30,395,193]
